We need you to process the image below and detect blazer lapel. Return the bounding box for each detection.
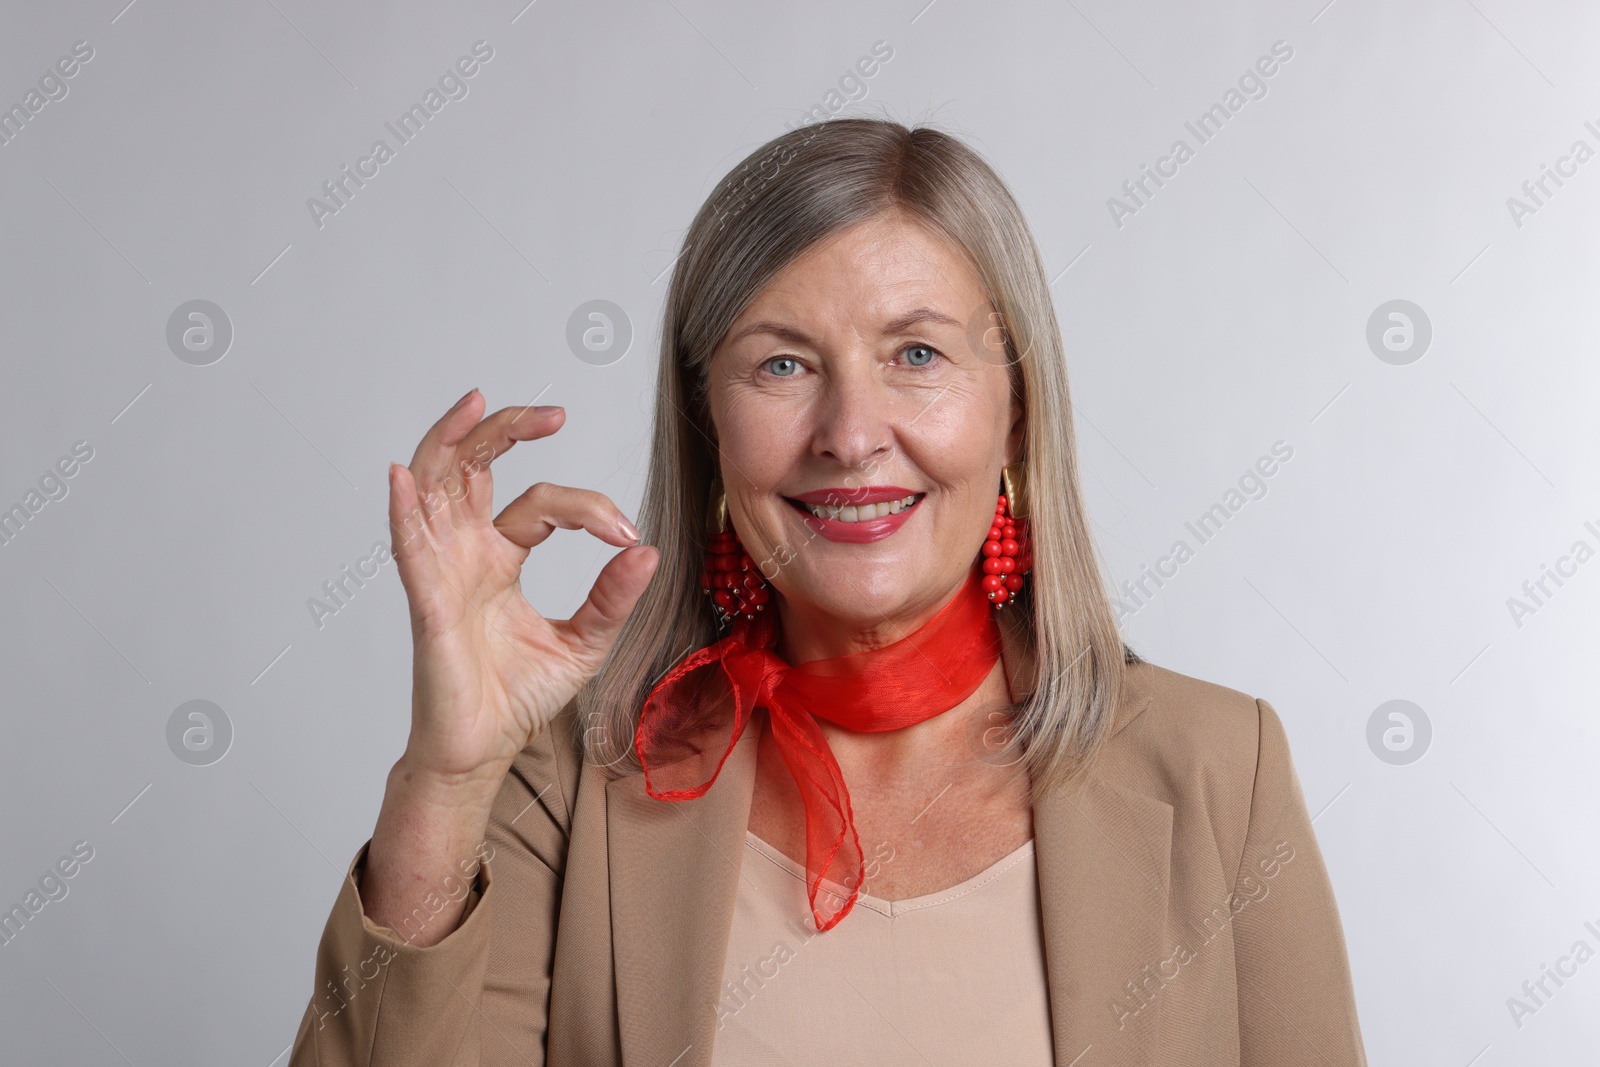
[1034,761,1171,1066]
[606,719,759,1067]
[1032,652,1168,1065]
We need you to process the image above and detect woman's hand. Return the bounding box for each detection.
[389,388,658,789]
[362,389,658,945]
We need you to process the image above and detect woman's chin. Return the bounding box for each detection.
[774,565,944,625]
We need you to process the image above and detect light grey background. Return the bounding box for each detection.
[1,0,1595,1062]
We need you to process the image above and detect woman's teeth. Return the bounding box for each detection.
[801,493,920,523]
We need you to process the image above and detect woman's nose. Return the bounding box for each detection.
[811,366,894,471]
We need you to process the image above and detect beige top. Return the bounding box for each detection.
[712,829,1055,1065]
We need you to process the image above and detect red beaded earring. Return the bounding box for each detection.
[981,461,1032,609]
[699,477,770,626]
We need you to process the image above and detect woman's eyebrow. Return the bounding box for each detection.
[727,307,963,348]
[726,320,813,347]
[880,306,963,335]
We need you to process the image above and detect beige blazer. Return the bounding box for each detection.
[288,622,1368,1066]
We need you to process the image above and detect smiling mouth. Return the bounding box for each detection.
[785,492,924,523]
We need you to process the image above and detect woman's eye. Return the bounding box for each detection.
[902,344,937,367]
[763,356,800,377]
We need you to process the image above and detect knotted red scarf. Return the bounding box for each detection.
[633,565,1004,932]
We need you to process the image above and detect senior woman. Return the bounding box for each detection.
[288,118,1367,1066]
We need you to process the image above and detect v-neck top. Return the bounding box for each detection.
[710,829,1055,1065]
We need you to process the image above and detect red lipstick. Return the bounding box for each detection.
[784,486,923,544]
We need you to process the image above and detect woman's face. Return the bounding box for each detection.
[706,211,1023,653]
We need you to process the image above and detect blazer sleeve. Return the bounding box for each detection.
[1230,697,1368,1067]
[287,715,574,1067]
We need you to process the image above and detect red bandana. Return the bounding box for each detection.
[633,565,1004,932]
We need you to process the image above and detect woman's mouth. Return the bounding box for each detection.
[782,491,925,544]
[788,492,923,523]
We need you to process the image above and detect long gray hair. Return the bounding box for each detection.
[577,117,1139,801]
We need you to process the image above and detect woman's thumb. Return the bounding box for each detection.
[565,544,660,661]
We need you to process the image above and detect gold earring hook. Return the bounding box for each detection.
[705,477,729,534]
[1001,461,1029,519]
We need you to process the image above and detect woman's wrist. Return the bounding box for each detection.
[387,748,509,813]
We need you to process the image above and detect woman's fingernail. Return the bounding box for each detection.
[453,387,477,410]
[618,518,642,542]
[534,405,564,416]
